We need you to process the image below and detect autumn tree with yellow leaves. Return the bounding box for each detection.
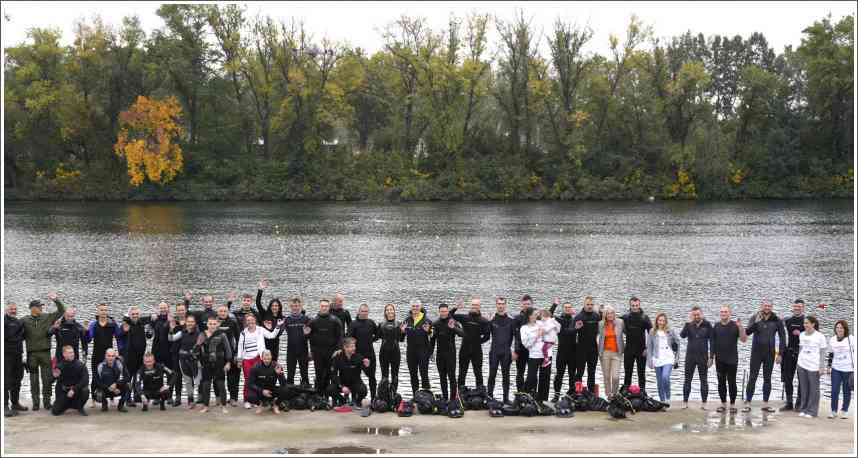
[114,96,185,186]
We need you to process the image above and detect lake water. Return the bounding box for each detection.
[3,200,854,402]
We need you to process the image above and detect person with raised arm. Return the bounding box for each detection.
[22,292,66,411]
[256,280,286,362]
[450,297,491,390]
[48,306,89,361]
[237,314,281,408]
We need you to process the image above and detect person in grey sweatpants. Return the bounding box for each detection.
[796,316,827,418]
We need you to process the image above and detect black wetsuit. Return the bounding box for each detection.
[282,312,310,386]
[307,313,344,395]
[348,317,379,399]
[487,312,515,403]
[404,313,432,396]
[621,310,652,390]
[218,315,242,403]
[513,310,531,391]
[247,361,289,406]
[549,304,577,395]
[195,329,232,407]
[150,314,172,366]
[330,306,352,335]
[376,319,404,392]
[256,290,286,361]
[51,359,89,415]
[744,312,785,403]
[712,321,740,404]
[327,351,368,404]
[172,325,200,404]
[167,318,188,403]
[450,308,490,388]
[137,363,176,406]
[431,316,464,400]
[4,314,27,409]
[781,314,805,407]
[185,298,219,332]
[573,309,602,392]
[120,316,152,402]
[88,318,119,396]
[50,318,89,361]
[94,359,130,409]
[680,319,713,402]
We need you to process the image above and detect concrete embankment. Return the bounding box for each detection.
[2,401,854,454]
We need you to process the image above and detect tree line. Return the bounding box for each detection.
[3,5,854,201]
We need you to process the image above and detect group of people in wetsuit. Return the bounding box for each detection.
[3,284,855,421]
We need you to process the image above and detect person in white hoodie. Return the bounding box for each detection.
[796,315,827,418]
[236,314,280,408]
[520,308,551,402]
[826,320,855,419]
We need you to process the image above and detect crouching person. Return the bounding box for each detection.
[52,345,89,416]
[327,338,370,406]
[94,348,129,412]
[137,352,177,412]
[247,350,288,415]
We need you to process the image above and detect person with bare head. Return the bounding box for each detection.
[681,305,713,410]
[305,298,344,399]
[488,297,515,404]
[598,305,624,398]
[87,302,120,406]
[150,301,174,369]
[743,299,786,413]
[431,303,465,401]
[169,314,201,408]
[51,345,89,416]
[247,350,288,415]
[513,295,536,391]
[796,315,827,418]
[237,313,281,408]
[450,297,490,389]
[331,292,352,334]
[347,303,379,400]
[184,291,224,332]
[549,299,577,403]
[49,306,89,362]
[217,304,242,406]
[118,305,153,407]
[136,352,176,412]
[283,297,311,386]
[256,280,286,362]
[780,299,807,411]
[573,296,602,393]
[711,305,747,413]
[168,301,189,406]
[621,296,652,392]
[22,292,65,411]
[327,338,370,406]
[4,302,28,415]
[195,316,232,414]
[93,348,129,412]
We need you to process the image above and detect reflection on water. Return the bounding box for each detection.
[3,200,854,402]
[671,412,774,433]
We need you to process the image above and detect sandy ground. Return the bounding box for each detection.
[2,401,855,454]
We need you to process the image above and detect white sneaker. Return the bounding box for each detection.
[840,411,850,419]
[828,411,837,419]
[799,412,808,417]
[244,401,251,409]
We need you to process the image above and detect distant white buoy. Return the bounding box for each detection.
[648,196,655,202]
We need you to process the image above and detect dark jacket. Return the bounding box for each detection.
[22,299,66,353]
[782,314,805,354]
[330,351,364,387]
[680,319,713,362]
[376,319,405,353]
[430,316,464,357]
[49,318,90,360]
[549,304,577,354]
[137,363,176,394]
[620,310,652,356]
[56,358,89,391]
[348,318,378,360]
[404,313,433,355]
[450,308,490,354]
[217,316,242,361]
[95,359,129,390]
[248,361,287,393]
[150,315,172,362]
[573,310,603,352]
[118,316,152,355]
[194,329,233,366]
[4,314,27,355]
[88,318,120,358]
[711,321,740,365]
[330,307,352,334]
[283,313,311,355]
[746,312,786,358]
[489,313,516,356]
[307,313,344,351]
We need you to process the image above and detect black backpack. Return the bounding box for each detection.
[433,394,448,415]
[639,392,669,412]
[555,394,575,418]
[371,398,390,413]
[514,392,539,417]
[447,397,465,418]
[377,378,392,404]
[288,393,309,410]
[308,394,330,411]
[487,398,504,417]
[462,385,488,410]
[608,393,635,419]
[414,389,437,415]
[396,399,414,417]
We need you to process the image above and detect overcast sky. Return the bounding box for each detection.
[2,1,856,57]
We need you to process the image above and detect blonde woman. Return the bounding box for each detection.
[598,305,625,398]
[647,313,679,405]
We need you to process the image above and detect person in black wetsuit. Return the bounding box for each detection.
[451,297,491,389]
[231,290,260,330]
[247,350,289,414]
[48,307,89,361]
[711,305,747,413]
[742,299,786,413]
[256,280,286,362]
[93,348,129,412]
[87,303,120,407]
[51,345,89,416]
[621,296,652,391]
[305,299,344,396]
[118,306,153,407]
[327,337,370,406]
[681,305,713,409]
[549,299,576,402]
[573,296,602,392]
[348,304,379,400]
[283,297,310,386]
[376,303,405,393]
[4,303,28,416]
[169,314,201,408]
[184,291,222,332]
[136,352,177,412]
[331,293,352,335]
[195,316,233,414]
[780,299,806,411]
[217,304,242,407]
[513,295,537,391]
[404,299,432,397]
[150,302,173,369]
[168,302,189,406]
[431,303,465,401]
[488,297,515,404]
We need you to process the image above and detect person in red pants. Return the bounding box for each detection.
[236,314,279,408]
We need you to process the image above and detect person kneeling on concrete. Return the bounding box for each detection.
[94,348,129,412]
[247,350,289,414]
[136,352,177,412]
[327,338,370,406]
[52,345,89,416]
